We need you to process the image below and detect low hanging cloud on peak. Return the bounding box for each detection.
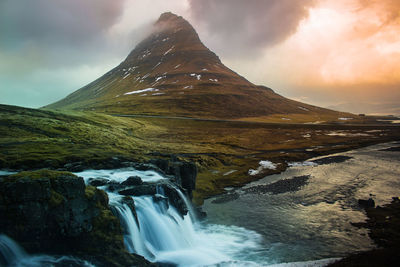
[188,0,316,57]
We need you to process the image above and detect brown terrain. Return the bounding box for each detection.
[45,12,353,123]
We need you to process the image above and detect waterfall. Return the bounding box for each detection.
[111,189,231,266]
[175,187,198,222]
[0,234,27,266]
[0,234,94,267]
[77,168,264,266]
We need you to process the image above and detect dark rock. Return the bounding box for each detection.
[63,162,85,172]
[119,182,188,216]
[111,196,140,232]
[0,170,152,266]
[358,198,375,208]
[380,146,400,152]
[245,175,310,195]
[310,156,352,165]
[148,157,197,198]
[195,207,207,219]
[121,176,143,186]
[119,184,157,196]
[153,194,169,209]
[149,158,170,173]
[88,178,109,187]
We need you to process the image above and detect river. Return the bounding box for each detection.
[1,142,399,266]
[203,141,400,265]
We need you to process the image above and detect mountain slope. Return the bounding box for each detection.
[46,12,346,120]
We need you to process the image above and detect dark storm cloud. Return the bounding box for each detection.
[0,0,124,47]
[0,0,126,68]
[188,0,315,57]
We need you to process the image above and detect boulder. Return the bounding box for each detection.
[121,176,143,186]
[358,198,376,208]
[88,178,109,187]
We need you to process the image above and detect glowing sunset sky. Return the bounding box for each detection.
[0,0,399,114]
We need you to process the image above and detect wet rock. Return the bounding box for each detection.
[310,156,352,165]
[111,196,140,230]
[380,146,400,152]
[88,178,109,187]
[195,207,207,219]
[121,176,143,186]
[63,162,85,172]
[358,198,375,208]
[245,175,310,195]
[119,184,157,196]
[153,194,169,209]
[118,182,188,216]
[149,157,197,198]
[0,170,152,266]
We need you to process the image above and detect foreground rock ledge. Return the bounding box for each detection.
[0,170,152,267]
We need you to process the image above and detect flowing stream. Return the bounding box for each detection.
[1,141,399,266]
[0,234,94,267]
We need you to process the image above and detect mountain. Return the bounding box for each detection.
[46,12,347,121]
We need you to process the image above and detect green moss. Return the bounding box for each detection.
[85,185,97,200]
[7,170,76,181]
[49,190,64,207]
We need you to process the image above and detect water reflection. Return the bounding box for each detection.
[203,142,400,263]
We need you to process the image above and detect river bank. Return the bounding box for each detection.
[202,141,400,265]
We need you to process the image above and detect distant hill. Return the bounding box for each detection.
[46,12,349,121]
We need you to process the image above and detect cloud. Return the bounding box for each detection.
[0,0,125,48]
[0,0,129,72]
[188,0,315,57]
[0,0,189,108]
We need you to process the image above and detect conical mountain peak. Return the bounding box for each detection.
[122,11,213,67]
[46,13,339,121]
[156,12,186,26]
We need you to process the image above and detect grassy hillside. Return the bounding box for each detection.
[1,104,399,204]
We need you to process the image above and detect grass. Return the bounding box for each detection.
[1,104,399,204]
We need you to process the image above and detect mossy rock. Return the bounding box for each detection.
[0,169,152,266]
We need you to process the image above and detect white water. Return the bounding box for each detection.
[0,234,94,267]
[83,169,265,266]
[74,167,166,184]
[112,191,236,266]
[73,166,341,266]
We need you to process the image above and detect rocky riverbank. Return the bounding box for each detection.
[0,159,197,266]
[329,197,400,266]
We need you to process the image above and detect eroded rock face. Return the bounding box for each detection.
[150,157,197,198]
[118,181,188,216]
[0,170,151,267]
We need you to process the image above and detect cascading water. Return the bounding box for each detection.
[111,190,230,266]
[0,234,94,267]
[0,234,27,266]
[76,168,265,266]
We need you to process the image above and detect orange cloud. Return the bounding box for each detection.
[231,0,398,97]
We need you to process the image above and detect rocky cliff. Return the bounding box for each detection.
[0,170,152,266]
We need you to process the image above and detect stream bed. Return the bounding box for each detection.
[203,141,400,265]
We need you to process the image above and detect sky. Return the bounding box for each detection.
[0,0,399,115]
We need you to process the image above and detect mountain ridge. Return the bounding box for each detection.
[45,12,350,121]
